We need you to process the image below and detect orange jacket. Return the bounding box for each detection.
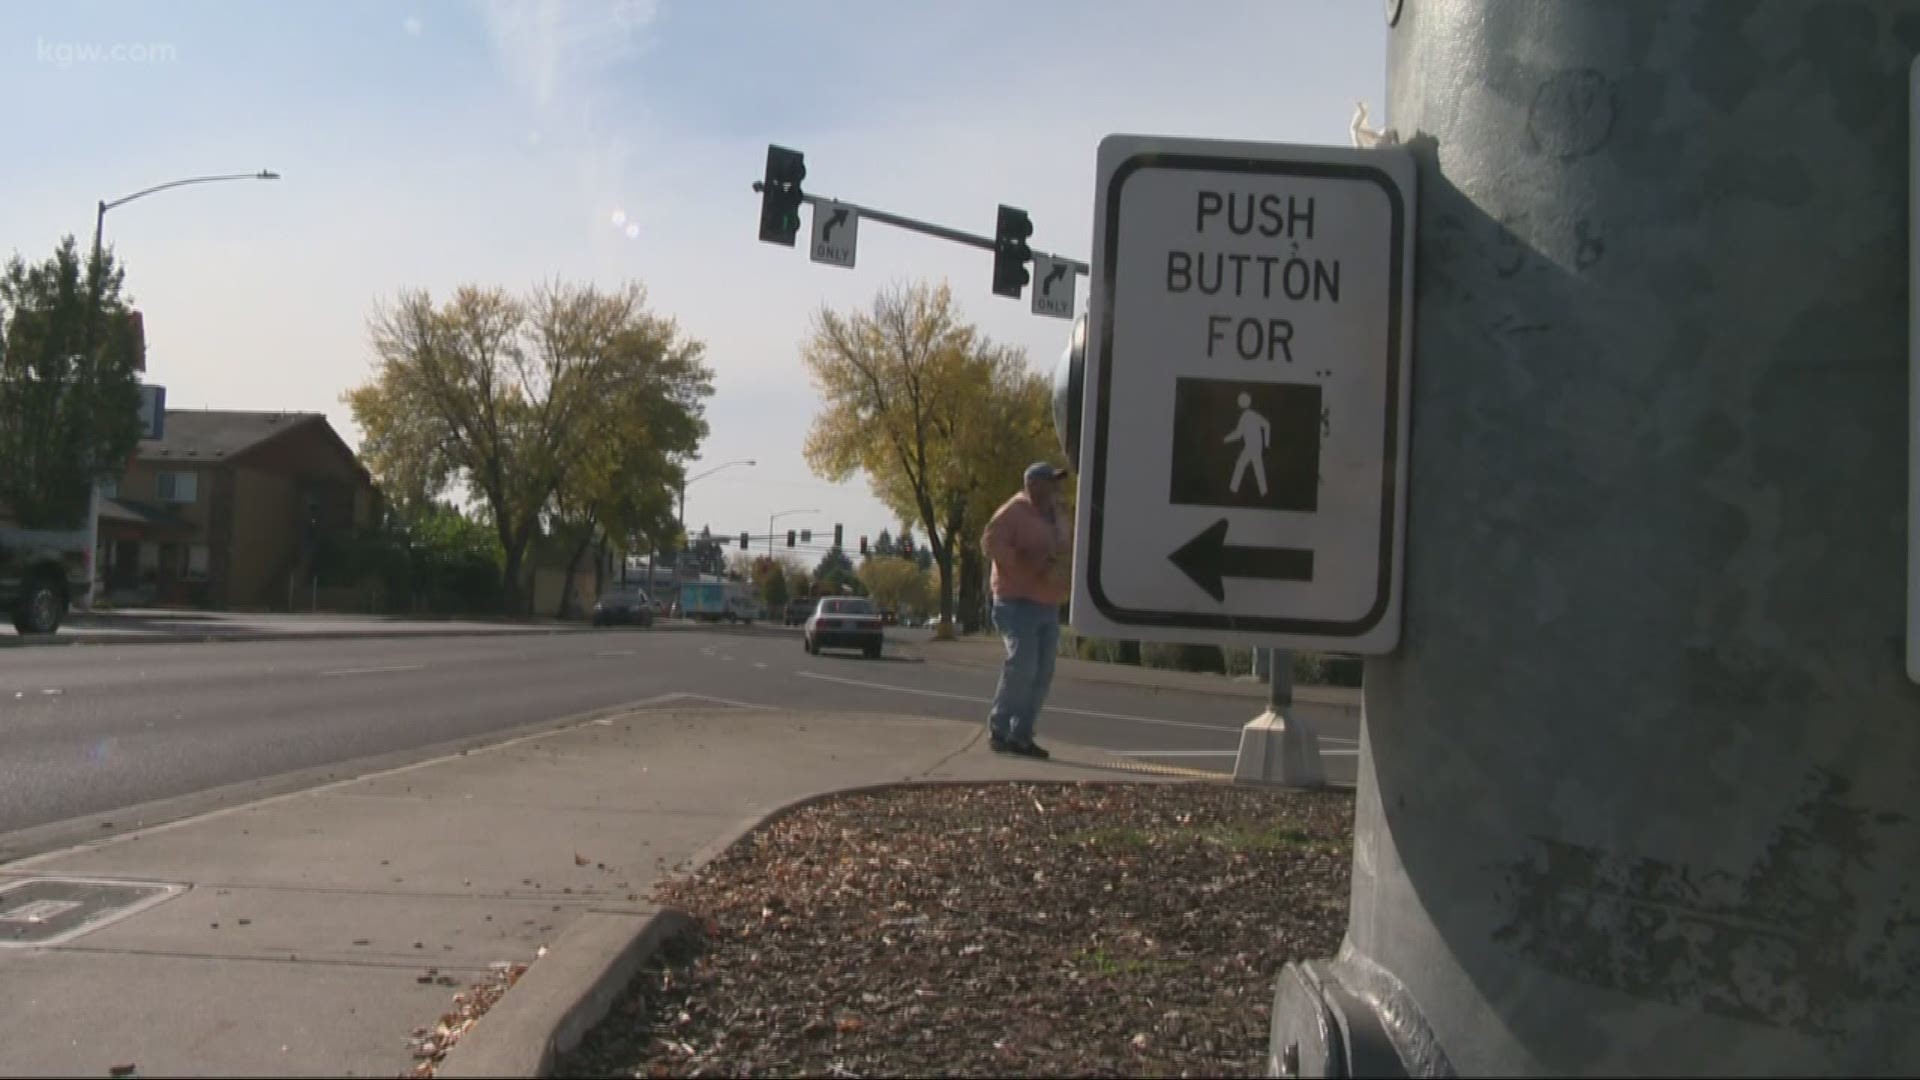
[983,492,1070,606]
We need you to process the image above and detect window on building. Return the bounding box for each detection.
[98,476,118,499]
[156,471,198,504]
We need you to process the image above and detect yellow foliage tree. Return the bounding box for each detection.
[858,555,933,619]
[347,282,710,614]
[802,282,1054,627]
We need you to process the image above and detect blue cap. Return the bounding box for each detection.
[1024,462,1067,484]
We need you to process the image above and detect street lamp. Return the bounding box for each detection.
[90,170,281,285]
[769,507,819,559]
[656,458,754,596]
[678,458,756,536]
[80,169,280,610]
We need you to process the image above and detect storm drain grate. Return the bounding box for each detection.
[0,877,185,947]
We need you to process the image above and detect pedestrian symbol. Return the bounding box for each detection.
[1169,378,1320,513]
[1224,392,1271,496]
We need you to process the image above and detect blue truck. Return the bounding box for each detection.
[678,580,759,623]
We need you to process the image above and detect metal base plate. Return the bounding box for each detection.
[0,877,185,947]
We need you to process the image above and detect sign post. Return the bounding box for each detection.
[1071,134,1416,656]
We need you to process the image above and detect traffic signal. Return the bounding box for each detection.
[859,535,868,556]
[758,145,806,246]
[834,524,844,550]
[992,205,1033,298]
[800,528,811,544]
[739,531,750,549]
[786,529,796,547]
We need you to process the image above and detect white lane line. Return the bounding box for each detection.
[752,662,768,670]
[794,671,1236,733]
[656,692,780,711]
[319,664,425,677]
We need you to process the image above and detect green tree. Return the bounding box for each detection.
[347,282,710,614]
[812,546,861,596]
[0,237,143,527]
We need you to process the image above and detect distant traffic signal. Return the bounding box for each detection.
[800,528,811,544]
[758,145,806,246]
[786,529,796,548]
[834,524,844,550]
[859,535,868,556]
[992,205,1033,298]
[739,531,750,549]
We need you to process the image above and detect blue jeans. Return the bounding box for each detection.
[988,598,1060,745]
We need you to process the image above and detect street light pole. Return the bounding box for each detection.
[78,169,279,610]
[676,458,757,539]
[768,508,818,560]
[666,458,754,587]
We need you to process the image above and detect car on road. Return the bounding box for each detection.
[0,519,90,635]
[591,585,655,627]
[804,596,885,659]
[783,598,815,626]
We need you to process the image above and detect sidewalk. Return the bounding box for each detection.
[909,634,1363,706]
[0,698,1148,1078]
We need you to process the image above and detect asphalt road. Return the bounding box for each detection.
[0,627,1357,842]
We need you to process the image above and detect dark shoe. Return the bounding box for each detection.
[1009,741,1050,760]
[989,735,1010,753]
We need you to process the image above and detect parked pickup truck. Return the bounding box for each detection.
[0,522,90,634]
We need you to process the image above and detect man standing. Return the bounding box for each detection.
[981,461,1072,758]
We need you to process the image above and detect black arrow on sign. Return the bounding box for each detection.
[821,207,849,243]
[1168,518,1314,602]
[1042,261,1069,296]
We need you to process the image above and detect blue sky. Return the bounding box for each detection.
[2,0,1385,548]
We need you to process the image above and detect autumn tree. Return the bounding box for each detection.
[858,555,932,618]
[347,282,710,614]
[802,282,1045,627]
[0,237,144,527]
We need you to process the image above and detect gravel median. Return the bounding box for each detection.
[560,780,1355,1078]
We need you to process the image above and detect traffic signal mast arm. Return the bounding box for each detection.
[749,180,1089,277]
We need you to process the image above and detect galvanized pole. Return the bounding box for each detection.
[1269,1,1920,1075]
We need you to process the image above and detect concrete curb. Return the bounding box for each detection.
[440,772,1195,1078]
[437,908,694,1079]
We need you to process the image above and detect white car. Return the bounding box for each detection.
[804,597,885,659]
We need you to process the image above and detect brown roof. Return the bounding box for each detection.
[137,410,330,462]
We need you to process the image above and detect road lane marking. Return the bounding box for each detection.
[752,662,768,669]
[318,664,425,677]
[793,671,1239,733]
[596,650,636,657]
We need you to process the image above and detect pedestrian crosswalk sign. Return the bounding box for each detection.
[1070,134,1416,653]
